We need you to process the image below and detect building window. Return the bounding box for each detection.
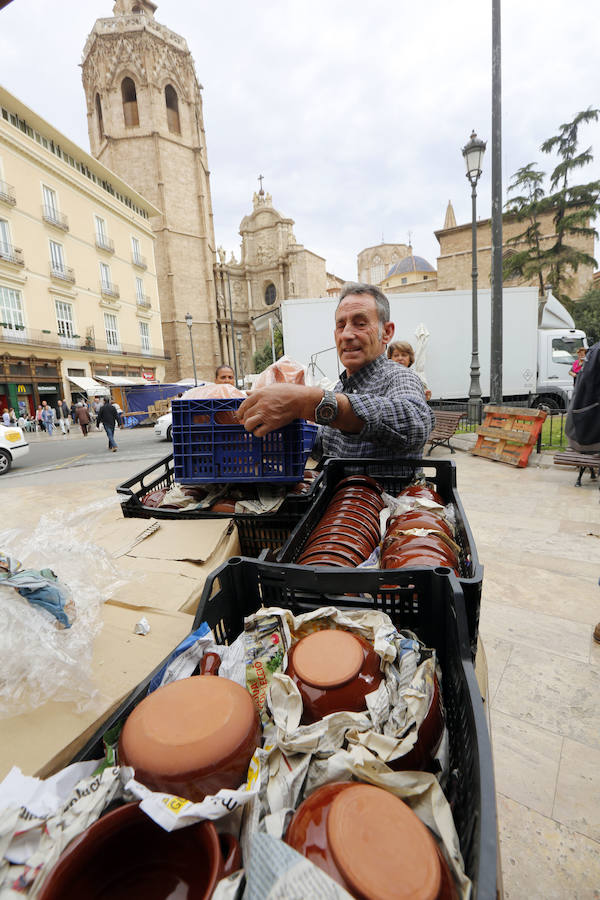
[0,217,11,257]
[104,312,120,350]
[55,299,75,339]
[265,283,276,306]
[165,84,180,134]
[135,276,145,302]
[121,77,139,127]
[95,215,107,243]
[423,275,428,281]
[100,261,112,290]
[370,256,385,283]
[68,367,86,377]
[0,284,25,329]
[131,235,142,265]
[401,277,407,284]
[95,93,104,140]
[139,320,150,352]
[49,239,65,275]
[42,184,58,216]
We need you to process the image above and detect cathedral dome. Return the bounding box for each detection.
[386,255,435,277]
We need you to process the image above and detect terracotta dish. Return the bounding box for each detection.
[286,782,457,899]
[38,802,241,900]
[387,511,454,539]
[286,629,382,723]
[398,484,445,505]
[388,673,445,771]
[119,668,261,802]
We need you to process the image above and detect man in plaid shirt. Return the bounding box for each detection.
[237,283,434,460]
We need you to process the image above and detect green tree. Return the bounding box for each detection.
[252,326,283,373]
[567,285,600,345]
[503,108,600,302]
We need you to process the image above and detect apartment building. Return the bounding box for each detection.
[0,85,166,416]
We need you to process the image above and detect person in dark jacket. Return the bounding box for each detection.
[97,398,120,451]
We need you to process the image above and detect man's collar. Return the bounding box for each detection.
[340,352,388,385]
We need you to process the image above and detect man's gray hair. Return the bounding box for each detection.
[337,283,390,328]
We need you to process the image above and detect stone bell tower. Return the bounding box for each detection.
[81,0,219,381]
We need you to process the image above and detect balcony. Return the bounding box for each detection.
[0,324,169,359]
[100,281,120,299]
[42,205,69,231]
[0,180,16,206]
[95,234,115,253]
[0,242,24,266]
[132,253,147,270]
[50,262,75,283]
[136,296,151,309]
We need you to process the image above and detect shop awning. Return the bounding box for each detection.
[93,375,151,387]
[68,376,110,396]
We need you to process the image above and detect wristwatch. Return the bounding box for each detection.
[314,390,338,425]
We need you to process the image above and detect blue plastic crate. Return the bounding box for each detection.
[171,398,318,484]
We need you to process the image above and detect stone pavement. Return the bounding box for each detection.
[4,445,600,898]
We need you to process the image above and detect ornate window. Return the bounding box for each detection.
[370,255,385,284]
[95,93,104,140]
[121,78,139,127]
[165,85,181,134]
[265,283,276,306]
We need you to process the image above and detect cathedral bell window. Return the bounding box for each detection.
[121,77,140,127]
[165,85,181,134]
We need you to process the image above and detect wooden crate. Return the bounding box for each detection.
[472,406,547,467]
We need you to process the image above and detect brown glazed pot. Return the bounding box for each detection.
[285,629,383,724]
[37,802,241,900]
[286,782,457,900]
[382,552,459,575]
[387,673,445,772]
[387,510,454,539]
[119,656,261,802]
[310,523,375,553]
[398,484,445,505]
[382,535,458,568]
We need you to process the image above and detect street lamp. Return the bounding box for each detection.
[236,331,244,386]
[184,312,198,386]
[462,130,486,425]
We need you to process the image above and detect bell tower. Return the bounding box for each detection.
[81,0,219,381]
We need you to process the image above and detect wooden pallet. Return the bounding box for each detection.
[472,405,547,467]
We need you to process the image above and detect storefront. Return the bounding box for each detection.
[0,354,64,415]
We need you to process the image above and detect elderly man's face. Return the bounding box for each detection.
[216,367,235,384]
[334,293,394,375]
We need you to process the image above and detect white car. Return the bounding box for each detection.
[154,412,172,441]
[0,423,29,475]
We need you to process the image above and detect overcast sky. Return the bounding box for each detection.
[1,0,598,279]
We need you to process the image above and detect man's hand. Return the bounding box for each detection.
[237,384,321,437]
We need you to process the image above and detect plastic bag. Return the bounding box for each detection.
[252,355,305,389]
[180,382,246,400]
[0,496,128,717]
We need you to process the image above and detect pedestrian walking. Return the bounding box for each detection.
[96,398,119,451]
[8,408,17,425]
[41,403,54,436]
[58,399,71,435]
[75,401,91,436]
[1,408,9,426]
[93,396,103,429]
[35,405,44,431]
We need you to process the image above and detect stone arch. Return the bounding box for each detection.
[264,282,277,306]
[164,83,181,133]
[121,76,140,127]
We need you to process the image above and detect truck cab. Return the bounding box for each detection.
[535,294,587,409]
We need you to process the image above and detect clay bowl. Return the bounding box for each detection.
[382,553,459,575]
[387,673,446,772]
[332,484,386,507]
[387,511,454,539]
[210,499,237,513]
[383,535,458,567]
[322,503,381,531]
[296,550,354,568]
[286,629,383,723]
[37,802,241,900]
[325,494,382,516]
[323,515,381,547]
[398,484,445,505]
[118,661,261,802]
[335,474,383,494]
[286,782,457,899]
[297,543,365,567]
[310,526,375,557]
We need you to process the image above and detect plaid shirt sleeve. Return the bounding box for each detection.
[345,365,435,452]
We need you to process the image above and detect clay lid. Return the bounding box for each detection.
[327,785,441,900]
[293,631,363,688]
[120,675,256,776]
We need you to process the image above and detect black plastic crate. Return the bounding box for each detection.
[116,454,323,521]
[71,558,496,899]
[277,457,483,655]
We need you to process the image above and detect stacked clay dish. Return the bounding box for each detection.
[381,483,460,574]
[286,782,458,899]
[296,475,384,567]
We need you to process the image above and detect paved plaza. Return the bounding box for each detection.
[3,445,600,898]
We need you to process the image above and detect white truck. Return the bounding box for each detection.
[281,286,587,410]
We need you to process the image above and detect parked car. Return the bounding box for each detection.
[0,423,29,474]
[154,412,172,441]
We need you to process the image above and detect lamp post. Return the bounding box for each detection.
[184,312,198,386]
[236,331,244,386]
[462,131,487,425]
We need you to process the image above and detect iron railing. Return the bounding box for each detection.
[0,324,169,359]
[132,253,147,269]
[42,204,69,230]
[0,242,24,266]
[50,263,75,283]
[136,296,151,309]
[100,281,120,299]
[0,179,16,206]
[95,234,115,253]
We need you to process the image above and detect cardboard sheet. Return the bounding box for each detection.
[126,519,232,562]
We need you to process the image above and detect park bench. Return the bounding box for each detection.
[553,448,600,487]
[426,410,466,456]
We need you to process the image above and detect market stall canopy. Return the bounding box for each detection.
[68,376,110,397]
[94,376,150,387]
